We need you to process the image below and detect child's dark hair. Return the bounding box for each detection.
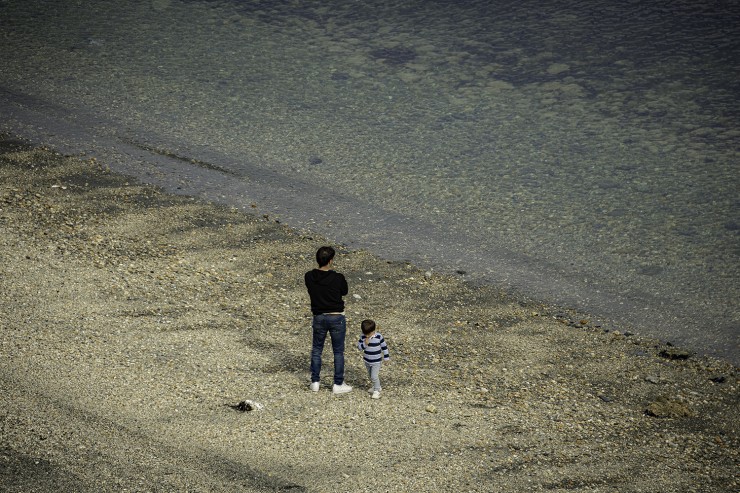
[316,246,335,267]
[361,319,376,335]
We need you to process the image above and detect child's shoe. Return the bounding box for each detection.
[372,391,381,399]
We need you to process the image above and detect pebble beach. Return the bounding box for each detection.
[1,136,738,492]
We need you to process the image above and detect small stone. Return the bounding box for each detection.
[230,400,263,412]
[426,404,437,413]
[659,348,690,360]
[645,376,661,384]
[645,396,694,418]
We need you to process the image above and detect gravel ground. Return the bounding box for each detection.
[0,135,738,492]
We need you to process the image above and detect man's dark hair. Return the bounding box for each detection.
[316,246,336,267]
[361,319,376,335]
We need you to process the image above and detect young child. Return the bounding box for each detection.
[357,319,390,399]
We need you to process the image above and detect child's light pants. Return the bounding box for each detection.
[365,362,381,391]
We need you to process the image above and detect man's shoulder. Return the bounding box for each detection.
[305,269,346,283]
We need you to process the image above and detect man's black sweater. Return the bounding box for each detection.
[304,269,348,315]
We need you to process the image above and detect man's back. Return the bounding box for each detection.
[305,268,348,315]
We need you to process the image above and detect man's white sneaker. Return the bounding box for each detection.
[310,382,320,392]
[372,391,381,399]
[332,383,353,394]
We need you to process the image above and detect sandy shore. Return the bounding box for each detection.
[1,135,738,492]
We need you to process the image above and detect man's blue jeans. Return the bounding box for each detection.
[310,314,346,386]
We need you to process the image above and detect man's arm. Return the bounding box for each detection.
[340,274,348,296]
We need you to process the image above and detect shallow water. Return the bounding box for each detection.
[1,0,738,363]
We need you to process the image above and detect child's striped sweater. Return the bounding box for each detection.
[358,332,390,365]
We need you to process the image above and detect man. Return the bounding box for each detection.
[305,246,352,394]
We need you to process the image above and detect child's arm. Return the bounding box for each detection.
[380,335,390,360]
[357,335,364,351]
